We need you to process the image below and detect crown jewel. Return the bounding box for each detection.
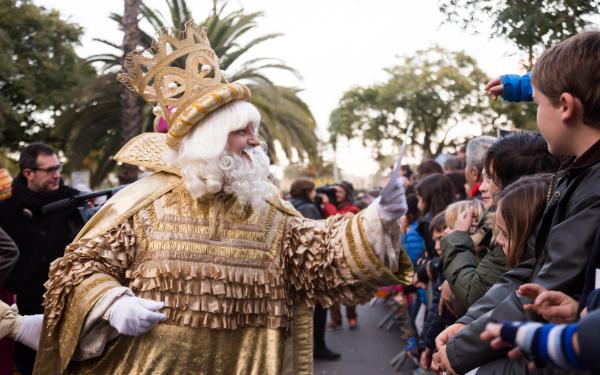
[118,20,251,147]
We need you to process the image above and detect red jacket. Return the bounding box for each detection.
[322,201,359,217]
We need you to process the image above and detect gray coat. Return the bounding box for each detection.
[0,225,19,287]
[446,141,600,375]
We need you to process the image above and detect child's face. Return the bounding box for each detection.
[432,229,445,256]
[495,204,509,255]
[533,84,568,156]
[479,168,500,209]
[417,194,425,214]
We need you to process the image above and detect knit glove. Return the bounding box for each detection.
[499,321,584,369]
[378,177,408,222]
[107,295,166,336]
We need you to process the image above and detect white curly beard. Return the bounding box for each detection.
[180,146,272,211]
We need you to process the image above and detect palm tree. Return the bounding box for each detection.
[54,0,319,187]
[118,0,142,184]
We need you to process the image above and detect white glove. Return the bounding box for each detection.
[377,177,408,222]
[15,314,44,350]
[107,295,166,336]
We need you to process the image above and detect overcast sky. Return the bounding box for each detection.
[35,0,526,179]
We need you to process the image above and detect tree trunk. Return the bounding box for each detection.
[118,0,142,184]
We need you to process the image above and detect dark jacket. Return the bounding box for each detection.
[446,139,600,374]
[418,256,454,350]
[0,226,19,287]
[0,175,81,314]
[442,229,508,316]
[289,197,323,220]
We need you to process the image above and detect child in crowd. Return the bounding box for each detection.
[414,173,454,256]
[434,31,600,375]
[416,213,456,371]
[494,174,554,266]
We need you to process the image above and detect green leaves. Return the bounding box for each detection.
[330,48,498,159]
[438,0,600,67]
[0,0,91,149]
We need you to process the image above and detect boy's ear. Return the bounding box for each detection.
[559,92,581,124]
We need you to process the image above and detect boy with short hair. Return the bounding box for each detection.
[434,31,600,374]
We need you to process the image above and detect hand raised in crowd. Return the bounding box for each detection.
[518,283,579,323]
[453,207,477,234]
[485,76,503,100]
[439,280,458,318]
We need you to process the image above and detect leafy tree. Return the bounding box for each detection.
[330,47,501,159]
[438,0,600,67]
[329,47,539,159]
[0,0,92,150]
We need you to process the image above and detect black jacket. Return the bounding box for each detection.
[447,139,600,375]
[289,197,323,220]
[0,175,81,314]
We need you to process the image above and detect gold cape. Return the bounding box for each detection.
[33,133,413,375]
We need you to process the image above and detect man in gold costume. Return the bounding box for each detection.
[0,21,412,374]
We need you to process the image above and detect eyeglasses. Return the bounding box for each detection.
[30,164,63,174]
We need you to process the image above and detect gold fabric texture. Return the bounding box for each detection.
[35,172,413,374]
[65,324,284,375]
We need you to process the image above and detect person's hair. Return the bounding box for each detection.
[415,173,454,217]
[400,165,413,179]
[165,100,261,163]
[405,193,420,223]
[446,172,467,200]
[18,142,56,171]
[430,211,447,235]
[498,173,553,266]
[444,156,465,172]
[445,200,485,230]
[337,181,354,203]
[484,132,560,189]
[465,136,496,171]
[532,31,600,128]
[290,178,315,200]
[417,160,443,177]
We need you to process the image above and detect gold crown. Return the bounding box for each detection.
[118,19,251,148]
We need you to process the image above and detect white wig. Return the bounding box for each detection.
[166,100,261,162]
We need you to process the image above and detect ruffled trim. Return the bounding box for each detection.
[43,221,136,332]
[284,215,373,308]
[127,259,292,330]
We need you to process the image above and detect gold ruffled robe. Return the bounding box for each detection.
[32,134,413,375]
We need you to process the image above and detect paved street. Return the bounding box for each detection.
[314,301,418,375]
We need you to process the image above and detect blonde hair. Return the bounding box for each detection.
[445,200,485,229]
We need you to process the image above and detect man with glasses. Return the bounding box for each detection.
[0,143,80,375]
